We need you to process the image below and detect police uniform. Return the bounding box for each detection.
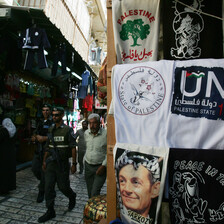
[31,104,53,201]
[32,117,53,179]
[44,108,76,212]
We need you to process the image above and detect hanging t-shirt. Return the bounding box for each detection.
[114,143,169,224]
[169,148,224,224]
[81,70,90,86]
[78,86,88,99]
[111,60,174,147]
[83,94,93,112]
[74,98,79,110]
[19,27,51,49]
[112,0,160,64]
[27,82,34,95]
[167,58,224,149]
[163,0,223,60]
[25,98,34,109]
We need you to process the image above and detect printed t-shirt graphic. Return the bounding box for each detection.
[112,60,174,146]
[163,0,223,60]
[169,148,224,224]
[167,58,224,149]
[113,143,169,224]
[112,0,160,64]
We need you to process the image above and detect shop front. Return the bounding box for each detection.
[0,6,96,168]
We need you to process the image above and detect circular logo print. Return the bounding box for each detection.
[118,66,166,115]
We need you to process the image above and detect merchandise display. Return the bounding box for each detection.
[108,1,224,222]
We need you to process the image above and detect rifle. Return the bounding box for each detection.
[32,121,44,159]
[46,131,63,171]
[37,143,43,161]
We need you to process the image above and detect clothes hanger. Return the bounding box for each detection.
[31,19,37,28]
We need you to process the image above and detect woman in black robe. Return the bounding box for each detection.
[0,117,16,194]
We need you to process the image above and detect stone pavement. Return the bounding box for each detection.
[0,166,107,224]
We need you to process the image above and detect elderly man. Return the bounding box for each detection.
[84,113,107,198]
[115,150,161,222]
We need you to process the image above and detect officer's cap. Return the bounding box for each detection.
[52,106,64,113]
[42,103,51,109]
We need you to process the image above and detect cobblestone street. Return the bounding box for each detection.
[0,167,106,224]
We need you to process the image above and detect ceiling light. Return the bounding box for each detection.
[72,72,82,80]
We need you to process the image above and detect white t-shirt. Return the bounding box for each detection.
[111,60,174,147]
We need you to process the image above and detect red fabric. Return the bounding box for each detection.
[82,97,88,109]
[83,94,93,111]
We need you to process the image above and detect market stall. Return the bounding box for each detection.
[106,0,224,223]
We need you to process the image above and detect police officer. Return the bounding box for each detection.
[38,107,77,223]
[31,104,53,203]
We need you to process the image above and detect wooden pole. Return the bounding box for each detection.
[106,0,117,222]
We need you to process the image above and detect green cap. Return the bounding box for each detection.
[52,106,64,113]
[42,103,51,109]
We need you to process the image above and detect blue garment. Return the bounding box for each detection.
[77,86,87,99]
[109,218,123,224]
[81,70,90,86]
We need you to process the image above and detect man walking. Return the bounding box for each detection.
[84,113,107,198]
[74,120,88,174]
[38,107,77,223]
[31,104,53,203]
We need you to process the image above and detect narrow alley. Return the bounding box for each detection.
[0,167,106,224]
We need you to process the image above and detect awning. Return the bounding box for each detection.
[0,5,97,81]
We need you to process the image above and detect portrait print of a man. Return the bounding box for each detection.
[115,149,162,224]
